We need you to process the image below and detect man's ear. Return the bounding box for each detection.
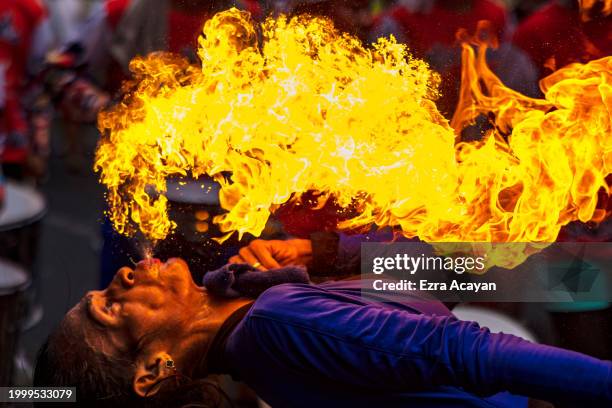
[133,352,175,397]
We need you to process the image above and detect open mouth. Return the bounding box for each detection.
[136,258,163,279]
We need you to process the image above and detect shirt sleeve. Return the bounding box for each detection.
[239,284,612,406]
[202,263,310,298]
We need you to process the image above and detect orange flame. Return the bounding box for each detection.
[579,0,612,20]
[95,9,611,268]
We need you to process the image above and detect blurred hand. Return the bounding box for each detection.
[60,79,110,123]
[229,239,313,270]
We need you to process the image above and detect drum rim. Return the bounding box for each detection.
[0,209,46,232]
[0,258,30,295]
[0,181,47,231]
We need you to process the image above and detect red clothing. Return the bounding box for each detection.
[0,0,46,163]
[236,0,263,20]
[102,0,212,93]
[513,2,612,77]
[381,0,507,58]
[53,1,263,121]
[168,9,209,55]
[105,0,130,29]
[105,0,210,54]
[371,1,508,116]
[275,192,354,238]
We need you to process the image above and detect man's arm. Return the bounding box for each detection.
[228,238,313,271]
[203,263,309,298]
[237,284,611,406]
[230,229,408,277]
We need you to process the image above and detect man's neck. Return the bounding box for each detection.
[208,296,254,325]
[185,291,252,334]
[186,294,253,376]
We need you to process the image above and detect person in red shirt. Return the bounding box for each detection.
[47,0,263,120]
[0,0,54,179]
[513,0,612,80]
[369,0,538,117]
[371,0,508,58]
[44,0,261,171]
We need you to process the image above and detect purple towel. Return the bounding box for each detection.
[203,263,310,298]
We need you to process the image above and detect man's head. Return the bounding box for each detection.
[34,258,232,406]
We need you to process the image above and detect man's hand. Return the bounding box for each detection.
[229,239,313,270]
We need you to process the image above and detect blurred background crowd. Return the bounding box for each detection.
[0,0,610,403]
[2,0,610,184]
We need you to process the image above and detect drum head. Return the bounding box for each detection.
[0,259,29,296]
[0,182,46,231]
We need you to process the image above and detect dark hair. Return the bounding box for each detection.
[33,318,229,408]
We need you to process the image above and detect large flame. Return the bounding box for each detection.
[95,9,611,267]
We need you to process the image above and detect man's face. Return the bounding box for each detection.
[67,258,205,355]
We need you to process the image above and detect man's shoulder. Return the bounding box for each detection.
[250,279,450,320]
[248,281,363,321]
[251,283,327,314]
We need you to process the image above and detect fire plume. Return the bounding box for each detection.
[95,9,611,267]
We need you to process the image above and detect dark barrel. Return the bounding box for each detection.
[0,259,30,386]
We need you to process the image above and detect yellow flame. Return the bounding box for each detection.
[95,9,611,268]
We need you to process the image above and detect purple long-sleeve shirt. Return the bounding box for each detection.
[204,270,612,407]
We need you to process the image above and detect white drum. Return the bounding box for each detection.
[0,181,46,232]
[0,181,46,267]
